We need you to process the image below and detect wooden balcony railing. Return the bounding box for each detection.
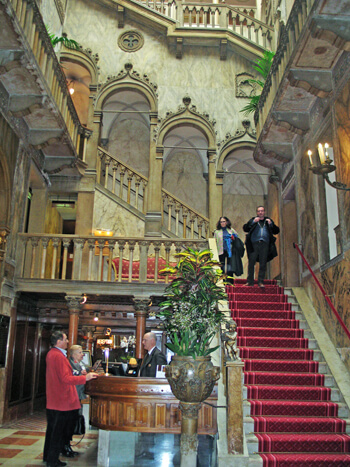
[254,0,313,136]
[7,0,86,156]
[16,234,208,284]
[97,147,210,239]
[137,0,272,49]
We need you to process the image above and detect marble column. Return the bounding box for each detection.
[145,114,162,236]
[226,360,244,454]
[65,295,84,345]
[208,149,220,234]
[133,298,150,359]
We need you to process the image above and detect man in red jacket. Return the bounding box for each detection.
[43,331,98,467]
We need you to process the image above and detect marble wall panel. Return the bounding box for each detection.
[335,80,350,240]
[268,184,281,280]
[107,119,150,178]
[163,151,208,215]
[64,0,259,143]
[298,154,318,268]
[93,190,145,238]
[302,249,350,373]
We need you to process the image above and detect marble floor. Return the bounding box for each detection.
[0,412,216,467]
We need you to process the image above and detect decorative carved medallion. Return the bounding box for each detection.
[236,72,257,98]
[118,31,144,53]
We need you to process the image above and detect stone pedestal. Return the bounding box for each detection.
[226,360,244,454]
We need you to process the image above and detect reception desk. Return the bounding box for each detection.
[86,375,217,435]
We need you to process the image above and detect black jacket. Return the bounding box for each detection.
[229,236,245,276]
[139,347,167,377]
[243,217,280,262]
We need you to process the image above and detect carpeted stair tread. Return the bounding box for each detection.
[249,400,339,417]
[259,453,350,466]
[232,309,295,320]
[230,301,292,310]
[256,433,350,453]
[229,279,278,285]
[238,336,308,349]
[238,327,304,338]
[234,317,300,329]
[228,293,288,303]
[227,286,283,294]
[252,416,346,433]
[231,281,350,463]
[245,371,324,386]
[240,347,314,360]
[247,385,331,401]
[244,359,319,373]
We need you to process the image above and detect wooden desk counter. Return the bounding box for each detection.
[86,376,217,434]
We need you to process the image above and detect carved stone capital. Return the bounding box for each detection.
[133,298,151,314]
[65,295,84,311]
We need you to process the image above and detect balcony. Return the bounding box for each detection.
[253,0,350,168]
[0,0,87,167]
[15,234,208,297]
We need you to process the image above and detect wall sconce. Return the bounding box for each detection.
[94,313,99,322]
[307,143,350,191]
[67,79,75,95]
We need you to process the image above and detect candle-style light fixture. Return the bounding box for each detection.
[307,143,350,191]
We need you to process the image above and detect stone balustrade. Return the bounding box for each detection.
[97,147,209,238]
[16,234,208,283]
[138,0,272,49]
[7,0,85,156]
[97,148,148,213]
[254,0,313,136]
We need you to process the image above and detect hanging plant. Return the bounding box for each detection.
[46,26,79,50]
[240,50,275,116]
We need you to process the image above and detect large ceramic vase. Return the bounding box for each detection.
[165,355,220,467]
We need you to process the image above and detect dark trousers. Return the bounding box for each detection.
[219,252,233,284]
[247,240,269,284]
[44,408,79,463]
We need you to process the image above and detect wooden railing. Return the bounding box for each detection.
[97,147,210,239]
[137,0,272,49]
[16,234,208,283]
[7,0,86,156]
[254,0,313,136]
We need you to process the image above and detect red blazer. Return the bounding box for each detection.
[46,347,86,411]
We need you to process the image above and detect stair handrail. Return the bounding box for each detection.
[97,147,148,183]
[97,146,209,226]
[293,242,350,340]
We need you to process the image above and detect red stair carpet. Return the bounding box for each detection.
[227,279,350,466]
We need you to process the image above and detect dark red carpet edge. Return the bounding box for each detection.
[227,280,350,467]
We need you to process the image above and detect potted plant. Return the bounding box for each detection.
[158,247,227,466]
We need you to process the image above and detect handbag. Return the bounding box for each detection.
[74,414,86,436]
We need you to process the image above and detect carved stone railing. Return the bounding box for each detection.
[6,0,86,156]
[16,234,208,283]
[254,0,313,136]
[97,147,148,214]
[138,0,272,49]
[97,147,209,238]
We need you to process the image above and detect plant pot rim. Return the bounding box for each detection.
[171,355,212,361]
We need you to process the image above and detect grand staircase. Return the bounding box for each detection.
[226,279,350,466]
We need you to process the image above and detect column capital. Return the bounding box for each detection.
[133,297,151,314]
[65,294,84,311]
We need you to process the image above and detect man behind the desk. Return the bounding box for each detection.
[139,332,167,377]
[43,331,98,467]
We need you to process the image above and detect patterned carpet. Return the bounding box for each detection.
[0,410,98,466]
[228,279,350,466]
